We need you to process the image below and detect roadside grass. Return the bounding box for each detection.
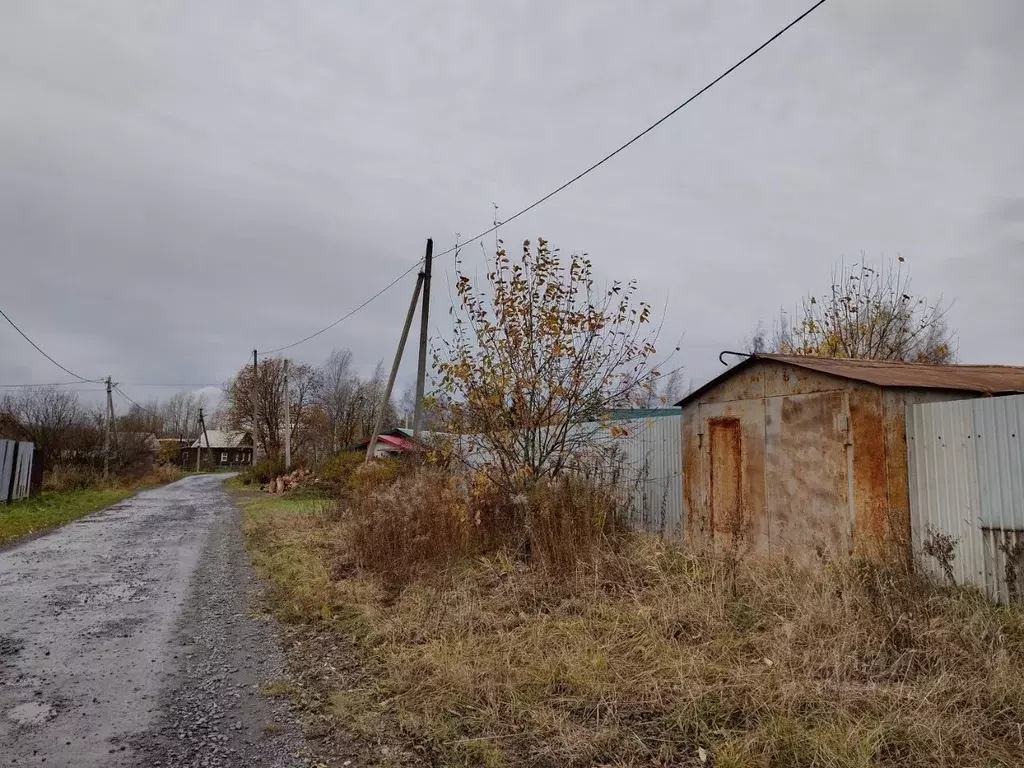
[1,466,186,545]
[0,487,137,544]
[222,474,249,491]
[238,489,1024,768]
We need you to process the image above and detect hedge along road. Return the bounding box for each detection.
[0,474,314,768]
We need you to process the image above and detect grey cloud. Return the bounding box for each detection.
[1,0,1022,409]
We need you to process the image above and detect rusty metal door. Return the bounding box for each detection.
[698,399,768,554]
[765,391,852,562]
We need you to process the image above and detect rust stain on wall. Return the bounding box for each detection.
[708,417,744,548]
[681,409,703,545]
[849,387,888,555]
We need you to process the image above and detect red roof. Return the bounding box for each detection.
[374,434,416,452]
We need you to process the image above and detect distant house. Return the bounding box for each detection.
[346,428,420,458]
[183,430,253,468]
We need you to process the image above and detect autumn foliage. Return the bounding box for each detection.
[433,237,662,492]
[766,257,957,363]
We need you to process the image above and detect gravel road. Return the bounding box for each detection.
[0,474,314,768]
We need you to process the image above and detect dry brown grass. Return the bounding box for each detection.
[239,473,1024,768]
[42,461,183,492]
[347,467,626,587]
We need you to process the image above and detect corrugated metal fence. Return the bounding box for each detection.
[605,415,683,536]
[441,414,683,537]
[907,394,1024,602]
[1,440,36,503]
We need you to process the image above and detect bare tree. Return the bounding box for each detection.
[1,386,84,462]
[354,361,398,440]
[119,399,164,436]
[662,368,685,406]
[398,383,416,429]
[224,358,317,460]
[162,391,206,440]
[760,257,956,363]
[742,321,769,354]
[315,349,358,452]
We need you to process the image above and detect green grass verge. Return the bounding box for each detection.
[0,487,137,544]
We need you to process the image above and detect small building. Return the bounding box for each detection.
[183,430,253,468]
[346,428,420,458]
[677,354,1024,562]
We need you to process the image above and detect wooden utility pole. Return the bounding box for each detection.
[252,349,259,464]
[366,272,424,461]
[283,358,291,471]
[413,238,433,439]
[103,376,112,482]
[196,407,211,471]
[200,408,211,466]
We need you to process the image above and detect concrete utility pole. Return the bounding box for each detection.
[283,359,291,471]
[252,349,259,464]
[366,272,424,462]
[413,238,433,439]
[103,376,112,482]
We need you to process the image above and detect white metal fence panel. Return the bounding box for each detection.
[907,394,1024,602]
[437,414,683,536]
[608,415,683,536]
[12,441,34,500]
[0,440,15,503]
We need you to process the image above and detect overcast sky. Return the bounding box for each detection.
[1,0,1022,410]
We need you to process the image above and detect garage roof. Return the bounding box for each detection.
[677,353,1024,406]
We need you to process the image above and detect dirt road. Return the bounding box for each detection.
[0,474,313,768]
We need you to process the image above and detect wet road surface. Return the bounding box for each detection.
[0,474,311,767]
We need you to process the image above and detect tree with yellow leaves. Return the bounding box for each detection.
[433,237,664,491]
[768,256,957,364]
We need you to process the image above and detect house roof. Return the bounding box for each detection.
[189,430,249,449]
[678,353,1024,406]
[346,430,418,453]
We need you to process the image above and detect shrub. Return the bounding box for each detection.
[345,466,630,586]
[347,468,472,587]
[525,475,628,575]
[317,451,366,497]
[43,463,102,492]
[238,457,285,486]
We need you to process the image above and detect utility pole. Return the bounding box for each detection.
[413,238,433,439]
[103,376,112,482]
[252,349,259,464]
[196,408,203,472]
[200,407,211,467]
[283,358,291,471]
[366,272,424,461]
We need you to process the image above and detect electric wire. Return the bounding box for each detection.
[251,0,827,356]
[0,306,104,383]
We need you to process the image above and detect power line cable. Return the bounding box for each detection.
[0,306,104,383]
[432,0,828,259]
[258,260,424,356]
[253,0,827,356]
[113,385,163,421]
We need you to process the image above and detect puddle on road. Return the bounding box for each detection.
[7,701,54,725]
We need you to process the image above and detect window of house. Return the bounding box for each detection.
[220,451,228,464]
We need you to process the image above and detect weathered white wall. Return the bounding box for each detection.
[907,394,1024,602]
